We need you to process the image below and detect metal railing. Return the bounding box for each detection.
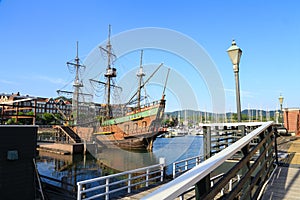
[77,158,166,200]
[172,155,203,179]
[203,122,264,158]
[142,121,277,200]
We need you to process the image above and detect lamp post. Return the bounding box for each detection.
[278,94,284,124]
[227,40,242,122]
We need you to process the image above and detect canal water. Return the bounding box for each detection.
[36,135,203,188]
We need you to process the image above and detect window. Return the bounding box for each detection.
[142,121,147,127]
[134,123,138,130]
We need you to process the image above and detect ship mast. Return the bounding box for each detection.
[102,25,116,118]
[126,63,163,105]
[66,41,85,125]
[137,50,145,109]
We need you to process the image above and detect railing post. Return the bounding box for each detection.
[259,131,266,162]
[238,125,245,137]
[82,184,86,199]
[203,126,211,159]
[105,178,109,200]
[146,169,149,187]
[128,173,132,193]
[196,156,200,165]
[273,127,279,165]
[173,162,176,179]
[223,126,228,147]
[215,125,219,153]
[241,144,251,200]
[229,179,233,191]
[195,174,210,200]
[159,157,165,182]
[77,183,82,200]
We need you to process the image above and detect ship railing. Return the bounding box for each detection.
[141,100,161,109]
[142,121,278,199]
[172,155,204,179]
[77,158,166,200]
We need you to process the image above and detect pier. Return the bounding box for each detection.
[37,125,97,155]
[141,121,276,199]
[76,121,300,200]
[1,122,300,199]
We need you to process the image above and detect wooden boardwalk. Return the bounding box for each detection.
[262,136,300,200]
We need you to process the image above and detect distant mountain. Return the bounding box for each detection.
[165,109,279,119]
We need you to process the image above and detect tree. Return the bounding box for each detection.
[162,119,175,127]
[35,114,44,125]
[241,114,248,121]
[7,118,17,125]
[43,113,55,125]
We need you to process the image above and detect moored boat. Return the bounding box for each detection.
[60,25,169,151]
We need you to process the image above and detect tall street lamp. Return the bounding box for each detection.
[278,94,284,124]
[227,40,242,122]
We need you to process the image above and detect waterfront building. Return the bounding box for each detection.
[283,108,300,135]
[0,92,106,125]
[0,92,72,124]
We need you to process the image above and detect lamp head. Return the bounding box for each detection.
[279,94,284,105]
[227,40,242,72]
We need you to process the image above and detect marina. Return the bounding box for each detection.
[1,123,300,199]
[1,2,300,199]
[34,134,203,199]
[1,37,299,199]
[35,122,300,199]
[36,135,203,183]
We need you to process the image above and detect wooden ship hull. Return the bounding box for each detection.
[94,99,167,151]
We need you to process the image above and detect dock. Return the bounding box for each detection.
[38,122,300,200]
[120,135,300,200]
[77,122,276,200]
[37,125,98,155]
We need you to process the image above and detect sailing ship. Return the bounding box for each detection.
[95,26,169,151]
[59,25,168,151]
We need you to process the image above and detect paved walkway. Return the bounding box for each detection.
[262,136,300,200]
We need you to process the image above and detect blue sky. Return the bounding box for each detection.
[0,1,299,112]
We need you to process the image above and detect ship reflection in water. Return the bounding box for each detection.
[36,136,203,194]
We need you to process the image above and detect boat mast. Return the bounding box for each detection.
[162,68,170,99]
[66,41,84,125]
[137,50,145,109]
[103,24,116,118]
